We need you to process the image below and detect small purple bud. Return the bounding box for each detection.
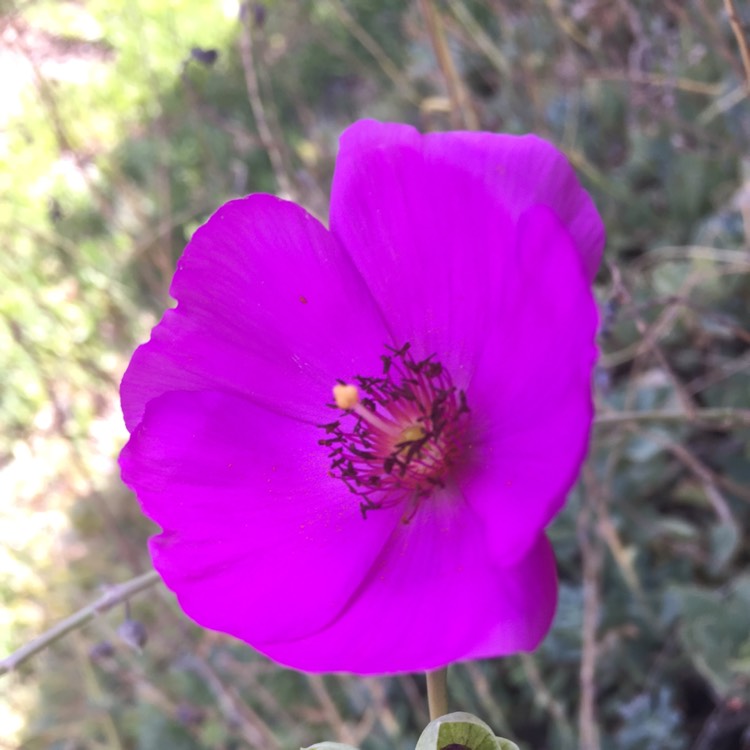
[594,366,611,394]
[176,703,206,726]
[254,3,266,27]
[190,47,219,66]
[48,198,63,223]
[89,640,116,660]
[118,619,148,650]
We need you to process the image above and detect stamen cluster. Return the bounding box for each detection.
[319,343,469,521]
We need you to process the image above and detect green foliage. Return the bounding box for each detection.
[135,703,204,750]
[672,577,750,698]
[614,688,687,750]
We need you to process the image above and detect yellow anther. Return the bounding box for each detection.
[399,424,426,443]
[333,383,360,410]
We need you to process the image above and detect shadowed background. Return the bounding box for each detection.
[1,1,749,748]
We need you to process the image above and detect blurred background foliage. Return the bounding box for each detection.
[1,0,749,748]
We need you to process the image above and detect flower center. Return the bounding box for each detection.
[319,343,469,522]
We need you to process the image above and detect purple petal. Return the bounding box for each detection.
[121,195,389,432]
[330,120,604,379]
[118,120,602,675]
[257,500,557,674]
[462,205,598,565]
[120,390,402,644]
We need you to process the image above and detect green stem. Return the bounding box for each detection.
[0,569,161,677]
[426,667,449,720]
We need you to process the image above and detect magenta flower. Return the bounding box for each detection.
[120,120,603,674]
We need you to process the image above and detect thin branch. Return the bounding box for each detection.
[364,677,401,739]
[698,83,748,124]
[74,632,127,750]
[662,439,735,525]
[588,69,723,96]
[328,0,420,104]
[594,407,750,427]
[462,662,511,735]
[419,0,478,129]
[686,350,750,396]
[0,570,161,677]
[578,467,602,750]
[610,266,698,419]
[544,0,593,51]
[307,674,356,746]
[238,6,295,198]
[447,0,510,77]
[519,654,574,742]
[186,653,281,749]
[631,246,750,271]
[724,0,750,93]
[399,674,431,729]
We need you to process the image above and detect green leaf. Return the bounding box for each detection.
[671,575,750,696]
[415,712,519,750]
[708,521,740,574]
[303,744,360,750]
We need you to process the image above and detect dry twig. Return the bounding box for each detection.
[578,467,603,750]
[238,6,295,198]
[328,0,420,104]
[418,0,478,129]
[0,570,161,677]
[724,0,750,93]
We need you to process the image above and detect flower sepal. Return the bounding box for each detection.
[416,712,519,750]
[304,712,520,750]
